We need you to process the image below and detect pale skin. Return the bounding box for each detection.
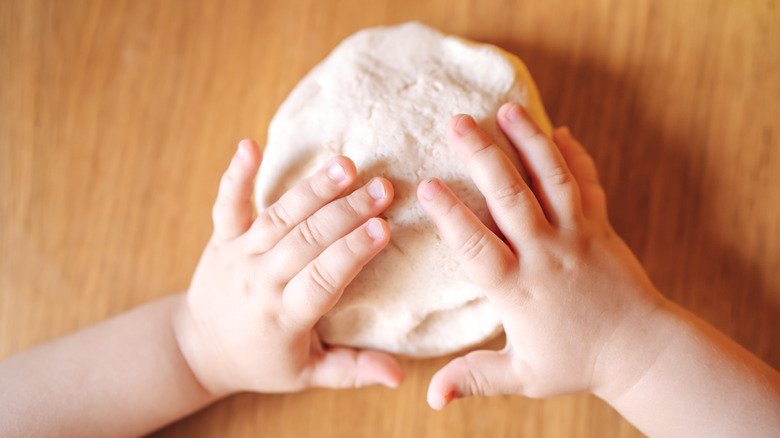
[418,103,780,437]
[1,104,778,437]
[0,140,404,436]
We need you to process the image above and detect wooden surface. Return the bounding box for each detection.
[2,0,779,436]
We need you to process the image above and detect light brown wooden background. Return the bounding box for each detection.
[2,0,778,436]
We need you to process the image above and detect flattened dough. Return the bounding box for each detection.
[255,22,551,357]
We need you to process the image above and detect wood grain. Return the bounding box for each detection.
[1,0,778,436]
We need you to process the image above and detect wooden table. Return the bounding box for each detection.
[2,0,778,436]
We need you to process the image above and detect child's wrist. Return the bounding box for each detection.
[590,291,678,404]
[171,293,233,400]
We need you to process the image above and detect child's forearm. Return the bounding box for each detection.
[0,294,217,437]
[595,299,780,437]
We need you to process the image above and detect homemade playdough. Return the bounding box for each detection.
[255,22,551,357]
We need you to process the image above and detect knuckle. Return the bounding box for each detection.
[336,359,364,388]
[309,260,340,299]
[461,356,491,397]
[470,141,501,164]
[457,231,513,290]
[458,230,491,264]
[488,257,516,289]
[492,181,530,209]
[436,198,464,227]
[342,232,365,259]
[307,175,332,200]
[266,204,292,229]
[297,219,325,247]
[250,212,272,233]
[342,196,362,218]
[544,164,574,187]
[527,130,550,147]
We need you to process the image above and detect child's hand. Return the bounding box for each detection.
[418,104,666,409]
[174,139,404,397]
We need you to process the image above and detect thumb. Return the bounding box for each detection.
[308,346,404,390]
[212,139,262,241]
[427,349,522,410]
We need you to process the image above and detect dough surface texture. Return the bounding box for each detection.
[255,22,551,357]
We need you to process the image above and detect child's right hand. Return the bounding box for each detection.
[174,139,403,397]
[418,103,669,409]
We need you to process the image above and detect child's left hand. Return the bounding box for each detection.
[173,139,404,397]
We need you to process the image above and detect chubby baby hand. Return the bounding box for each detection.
[419,104,665,409]
[174,139,403,397]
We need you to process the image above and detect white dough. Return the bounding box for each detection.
[255,22,551,357]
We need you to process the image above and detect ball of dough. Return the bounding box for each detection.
[255,22,551,357]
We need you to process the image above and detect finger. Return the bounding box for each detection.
[497,103,583,228]
[212,139,262,241]
[427,349,523,410]
[308,346,404,389]
[446,114,549,244]
[248,156,357,253]
[553,127,608,221]
[418,178,517,293]
[282,217,390,328]
[268,178,392,281]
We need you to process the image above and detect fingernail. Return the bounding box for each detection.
[327,161,347,182]
[505,103,522,122]
[453,115,476,135]
[421,179,441,201]
[443,389,457,407]
[366,218,385,239]
[236,141,248,160]
[368,179,386,200]
[381,377,400,389]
